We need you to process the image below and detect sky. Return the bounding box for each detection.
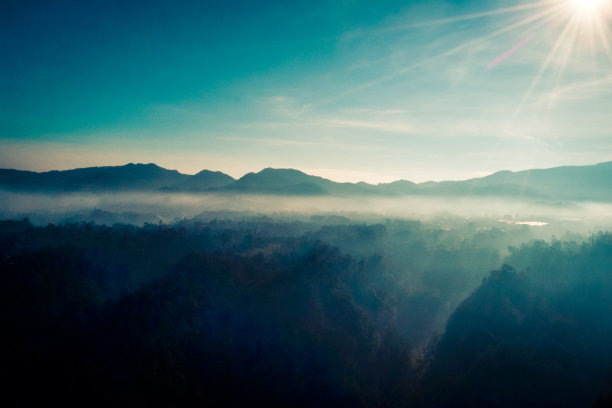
[1,0,611,183]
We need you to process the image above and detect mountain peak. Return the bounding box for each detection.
[173,169,235,191]
[257,167,308,176]
[238,168,318,184]
[125,162,159,168]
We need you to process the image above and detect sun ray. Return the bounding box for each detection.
[470,3,567,46]
[592,12,612,65]
[506,11,582,133]
[318,4,567,108]
[585,7,599,74]
[380,2,553,32]
[539,10,583,127]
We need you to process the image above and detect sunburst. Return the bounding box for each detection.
[503,0,612,126]
[572,0,606,11]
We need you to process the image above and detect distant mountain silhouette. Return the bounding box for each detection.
[470,161,612,201]
[1,161,611,201]
[0,163,189,192]
[223,168,376,195]
[226,168,329,195]
[162,169,236,192]
[377,180,418,195]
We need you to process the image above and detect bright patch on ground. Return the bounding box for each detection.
[498,220,549,227]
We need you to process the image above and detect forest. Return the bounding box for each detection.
[2,215,611,407]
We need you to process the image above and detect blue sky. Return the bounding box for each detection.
[1,0,611,182]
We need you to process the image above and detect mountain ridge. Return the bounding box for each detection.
[1,161,611,201]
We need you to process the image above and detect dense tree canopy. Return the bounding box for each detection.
[1,218,611,406]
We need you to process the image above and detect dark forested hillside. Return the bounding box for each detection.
[1,218,611,407]
[420,234,612,407]
[1,219,413,406]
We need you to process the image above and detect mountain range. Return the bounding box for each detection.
[1,161,611,201]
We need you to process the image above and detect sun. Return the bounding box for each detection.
[575,0,603,8]
[566,0,612,28]
[571,0,608,13]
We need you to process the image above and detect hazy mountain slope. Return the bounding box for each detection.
[420,233,612,407]
[418,162,612,201]
[472,161,612,201]
[409,161,612,201]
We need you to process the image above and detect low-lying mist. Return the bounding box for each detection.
[1,190,610,234]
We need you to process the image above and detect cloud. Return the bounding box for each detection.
[222,136,322,147]
[319,118,415,134]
